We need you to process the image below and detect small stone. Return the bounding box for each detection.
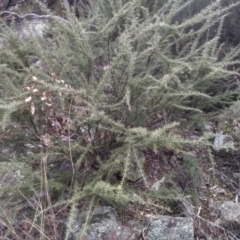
[204,124,213,132]
[214,131,226,152]
[215,188,227,195]
[233,173,240,179]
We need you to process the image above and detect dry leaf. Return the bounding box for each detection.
[50,72,56,81]
[30,102,35,115]
[41,92,47,101]
[25,96,32,103]
[32,88,39,93]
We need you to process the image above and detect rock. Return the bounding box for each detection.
[214,131,226,152]
[213,131,234,152]
[233,173,240,179]
[211,201,240,237]
[214,101,240,153]
[146,215,194,240]
[214,187,227,195]
[70,206,119,240]
[0,17,48,45]
[18,18,48,38]
[204,124,213,132]
[69,206,141,240]
[69,206,194,240]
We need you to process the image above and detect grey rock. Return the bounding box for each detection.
[114,221,143,240]
[71,206,119,240]
[146,215,194,240]
[211,201,240,237]
[18,19,48,38]
[214,101,240,153]
[233,173,240,179]
[213,131,234,152]
[204,124,213,132]
[214,131,226,152]
[214,187,227,195]
[212,201,240,223]
[70,206,194,240]
[69,206,142,240]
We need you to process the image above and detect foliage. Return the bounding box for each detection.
[0,0,240,238]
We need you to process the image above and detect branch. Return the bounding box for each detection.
[0,11,70,24]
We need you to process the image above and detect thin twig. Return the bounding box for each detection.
[138,221,151,240]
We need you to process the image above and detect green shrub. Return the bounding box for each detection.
[0,0,240,238]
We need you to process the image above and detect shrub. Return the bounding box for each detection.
[0,0,240,238]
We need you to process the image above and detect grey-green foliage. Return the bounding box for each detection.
[0,158,39,205]
[182,153,202,186]
[0,0,240,236]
